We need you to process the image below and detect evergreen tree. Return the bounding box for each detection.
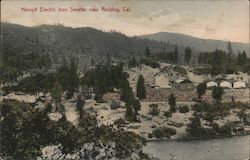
[145,46,150,57]
[196,83,207,99]
[184,46,192,63]
[168,94,176,112]
[125,105,136,121]
[227,41,233,64]
[237,51,247,65]
[173,45,178,64]
[132,99,141,115]
[58,57,79,99]
[136,74,146,99]
[76,93,85,119]
[212,86,224,104]
[91,56,95,66]
[128,57,137,68]
[51,81,63,111]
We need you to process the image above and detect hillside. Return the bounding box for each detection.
[2,23,249,70]
[139,32,249,56]
[1,23,179,69]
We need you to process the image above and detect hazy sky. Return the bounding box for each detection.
[1,0,249,43]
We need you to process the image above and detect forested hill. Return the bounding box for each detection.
[139,32,249,56]
[2,23,248,69]
[1,23,181,67]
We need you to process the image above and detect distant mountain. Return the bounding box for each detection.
[139,32,249,56]
[2,23,249,70]
[1,23,180,69]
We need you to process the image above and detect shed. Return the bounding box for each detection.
[219,81,232,88]
[233,81,246,89]
[206,81,218,88]
[154,75,171,89]
[174,78,193,90]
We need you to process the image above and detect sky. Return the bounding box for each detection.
[1,0,249,43]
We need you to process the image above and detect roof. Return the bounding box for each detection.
[233,81,246,88]
[207,81,218,87]
[219,81,232,88]
[175,78,192,84]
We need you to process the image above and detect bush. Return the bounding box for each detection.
[192,102,230,118]
[140,58,160,68]
[217,123,233,136]
[149,104,160,116]
[152,126,176,138]
[111,100,121,110]
[164,111,172,118]
[179,105,189,113]
[114,118,127,128]
[147,133,153,139]
[204,112,216,123]
[173,65,187,75]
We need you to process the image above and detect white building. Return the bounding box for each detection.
[154,75,171,89]
[233,81,246,89]
[219,81,232,88]
[206,81,218,88]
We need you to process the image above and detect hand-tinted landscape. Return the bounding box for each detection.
[1,1,250,160]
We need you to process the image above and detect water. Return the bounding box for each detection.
[144,136,249,160]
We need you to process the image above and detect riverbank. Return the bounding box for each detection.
[144,135,250,160]
[145,133,250,142]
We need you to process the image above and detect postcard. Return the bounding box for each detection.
[1,0,249,160]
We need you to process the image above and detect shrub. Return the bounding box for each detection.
[173,65,187,75]
[204,112,216,123]
[111,100,121,110]
[179,105,189,113]
[140,58,160,68]
[164,111,172,118]
[114,118,127,128]
[149,104,160,116]
[152,126,176,138]
[147,133,153,138]
[217,123,233,136]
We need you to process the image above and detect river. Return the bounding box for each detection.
[144,136,249,160]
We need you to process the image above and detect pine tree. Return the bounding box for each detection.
[136,74,146,99]
[196,83,207,99]
[145,46,150,57]
[168,94,176,112]
[173,45,178,64]
[212,86,224,104]
[184,46,192,63]
[227,41,233,64]
[51,81,63,111]
[76,94,85,119]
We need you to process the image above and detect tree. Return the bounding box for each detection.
[227,41,233,64]
[132,99,141,115]
[58,57,79,99]
[186,112,201,136]
[91,56,95,66]
[184,46,192,63]
[51,81,63,111]
[237,51,247,65]
[0,101,53,159]
[196,83,207,100]
[128,57,137,68]
[168,94,176,112]
[149,104,160,116]
[212,86,224,104]
[145,46,150,57]
[76,93,85,119]
[125,105,136,121]
[173,45,178,64]
[0,100,149,160]
[136,74,146,99]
